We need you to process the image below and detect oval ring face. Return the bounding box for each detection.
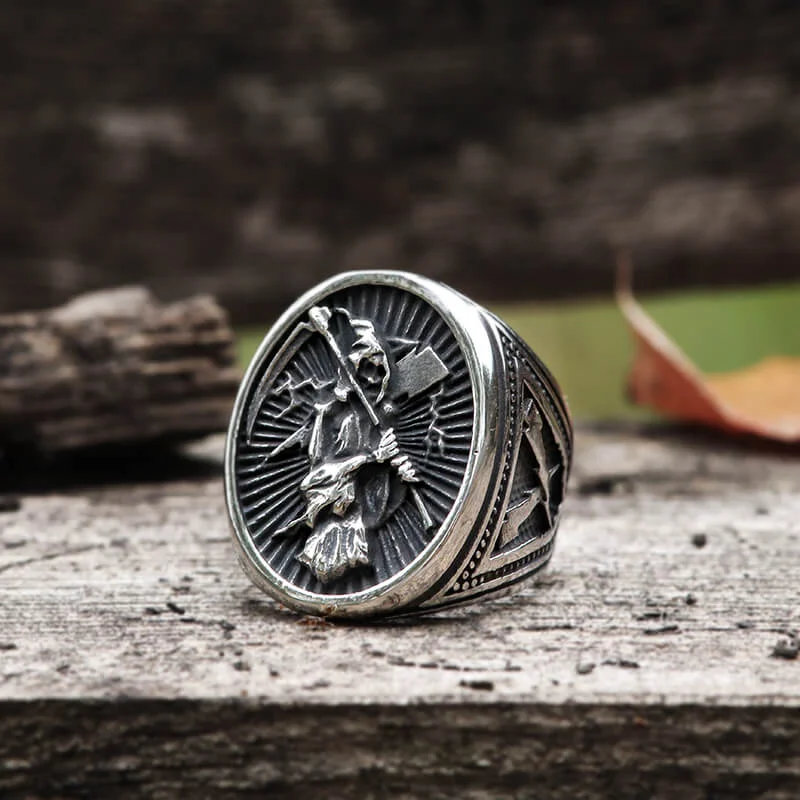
[227,275,476,605]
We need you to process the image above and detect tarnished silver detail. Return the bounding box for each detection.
[499,398,556,548]
[225,271,572,618]
[394,346,449,400]
[249,303,441,583]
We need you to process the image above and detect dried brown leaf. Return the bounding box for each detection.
[617,256,800,443]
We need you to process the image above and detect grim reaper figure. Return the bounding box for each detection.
[249,305,449,583]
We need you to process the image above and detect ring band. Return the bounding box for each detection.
[225,271,572,618]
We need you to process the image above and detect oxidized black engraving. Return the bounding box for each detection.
[445,333,569,599]
[495,385,564,553]
[234,285,474,595]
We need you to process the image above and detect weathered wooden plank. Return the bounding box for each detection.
[0,288,239,454]
[2,2,800,322]
[0,426,798,797]
[1,703,799,800]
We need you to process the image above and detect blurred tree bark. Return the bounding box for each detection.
[0,1,799,322]
[0,288,238,454]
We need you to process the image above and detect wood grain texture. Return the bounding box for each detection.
[0,288,239,454]
[2,1,800,322]
[0,426,798,797]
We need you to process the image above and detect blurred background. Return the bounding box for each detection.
[2,1,798,419]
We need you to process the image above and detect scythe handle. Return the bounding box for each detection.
[309,305,435,529]
[309,306,380,427]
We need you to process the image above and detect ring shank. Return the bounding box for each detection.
[418,308,572,612]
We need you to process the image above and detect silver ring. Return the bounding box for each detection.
[225,271,572,618]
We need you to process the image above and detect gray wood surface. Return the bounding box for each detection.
[1,426,798,798]
[2,2,800,323]
[0,287,238,454]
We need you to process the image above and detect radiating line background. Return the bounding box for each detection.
[234,285,474,595]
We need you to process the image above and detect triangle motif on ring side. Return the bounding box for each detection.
[473,373,565,576]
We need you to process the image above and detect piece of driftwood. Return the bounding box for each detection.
[1,3,800,322]
[1,426,798,798]
[0,288,239,455]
